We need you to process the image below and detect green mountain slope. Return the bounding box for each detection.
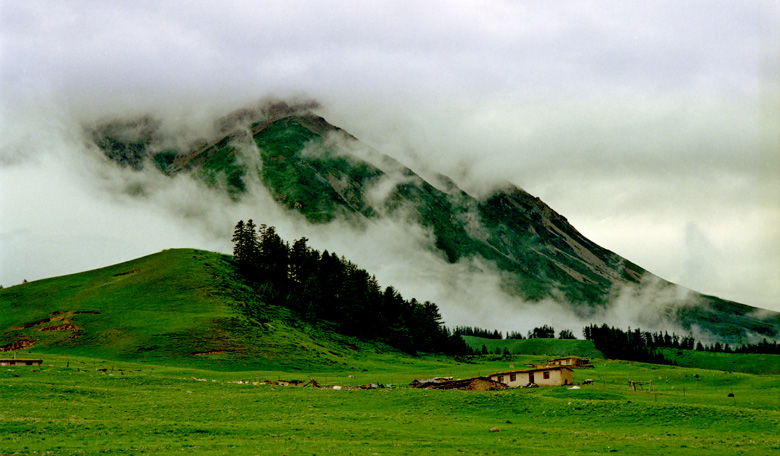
[0,249,424,371]
[89,105,780,342]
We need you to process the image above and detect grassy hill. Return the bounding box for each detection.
[0,249,446,372]
[660,347,780,376]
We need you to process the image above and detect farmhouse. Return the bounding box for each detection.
[0,358,43,366]
[489,366,573,388]
[529,356,591,369]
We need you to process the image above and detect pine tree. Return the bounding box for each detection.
[558,329,576,339]
[258,225,288,286]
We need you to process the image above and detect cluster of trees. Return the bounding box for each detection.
[453,326,503,339]
[734,338,780,355]
[583,325,697,351]
[583,324,674,365]
[695,341,733,353]
[513,326,576,340]
[231,220,470,355]
[583,324,780,357]
[479,345,511,356]
[454,325,577,341]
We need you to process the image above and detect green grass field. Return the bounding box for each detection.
[2,249,780,454]
[2,352,779,455]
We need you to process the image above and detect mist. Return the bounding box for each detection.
[1,1,778,326]
[0,101,744,340]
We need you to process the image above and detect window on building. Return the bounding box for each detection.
[543,371,551,379]
[510,373,516,382]
[498,375,504,383]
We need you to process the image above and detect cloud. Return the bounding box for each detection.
[1,0,778,316]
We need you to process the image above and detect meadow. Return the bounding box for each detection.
[2,352,779,455]
[2,249,779,454]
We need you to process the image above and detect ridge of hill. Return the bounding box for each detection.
[88,104,780,342]
[0,249,442,371]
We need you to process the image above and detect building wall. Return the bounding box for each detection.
[534,368,572,386]
[491,372,530,388]
[490,368,572,387]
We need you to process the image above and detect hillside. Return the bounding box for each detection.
[0,249,434,371]
[88,103,780,342]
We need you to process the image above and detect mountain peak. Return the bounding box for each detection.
[88,107,780,342]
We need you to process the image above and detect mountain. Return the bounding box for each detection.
[88,102,780,343]
[0,249,427,370]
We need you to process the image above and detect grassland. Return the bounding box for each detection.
[3,249,779,454]
[2,352,779,455]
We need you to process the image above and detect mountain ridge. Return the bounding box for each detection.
[86,104,780,342]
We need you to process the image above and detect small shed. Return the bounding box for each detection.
[529,357,591,369]
[489,366,573,388]
[550,357,591,368]
[0,359,43,366]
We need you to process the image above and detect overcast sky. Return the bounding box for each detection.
[1,1,779,316]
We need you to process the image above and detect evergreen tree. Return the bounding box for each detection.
[258,225,288,287]
[558,329,576,339]
[528,325,555,339]
[232,219,259,275]
[229,220,470,356]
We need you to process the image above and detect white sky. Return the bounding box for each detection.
[1,1,778,315]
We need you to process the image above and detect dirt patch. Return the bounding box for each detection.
[113,269,140,277]
[0,339,35,352]
[193,350,230,356]
[16,318,51,330]
[15,310,97,332]
[422,377,508,391]
[39,324,80,332]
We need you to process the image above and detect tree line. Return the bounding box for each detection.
[232,220,779,359]
[733,338,780,355]
[581,324,780,363]
[454,324,576,340]
[457,320,780,361]
[583,324,676,365]
[231,220,470,356]
[583,323,780,356]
